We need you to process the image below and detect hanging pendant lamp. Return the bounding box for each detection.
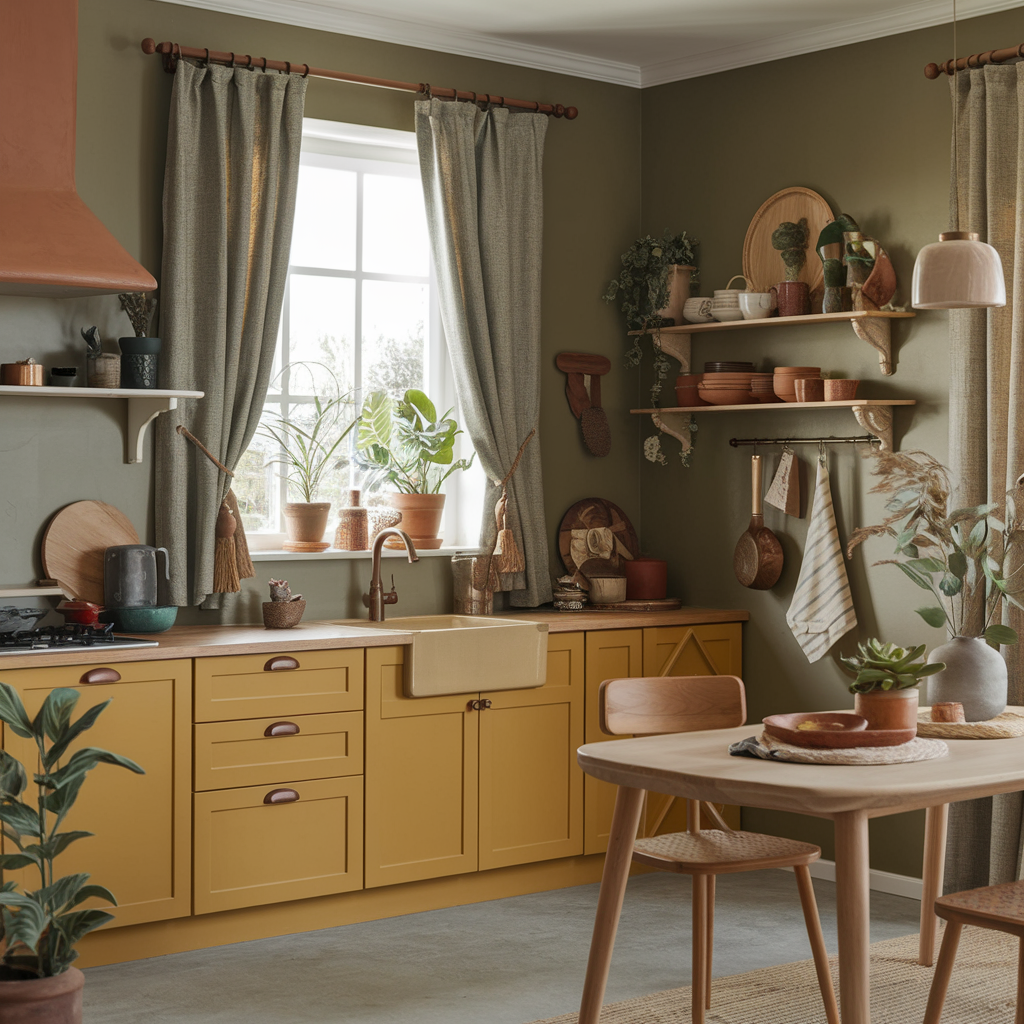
[911,0,1006,310]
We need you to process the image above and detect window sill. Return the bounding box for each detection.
[250,546,484,562]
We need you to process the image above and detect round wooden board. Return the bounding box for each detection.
[41,501,140,604]
[587,598,682,611]
[741,187,834,307]
[558,498,640,592]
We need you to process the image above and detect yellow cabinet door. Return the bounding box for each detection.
[0,659,192,928]
[478,632,584,870]
[193,775,363,914]
[364,646,478,888]
[583,630,642,854]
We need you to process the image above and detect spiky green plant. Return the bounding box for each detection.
[0,683,144,978]
[839,639,945,694]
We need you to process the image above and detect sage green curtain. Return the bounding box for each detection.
[415,99,552,607]
[945,64,1024,892]
[155,59,306,607]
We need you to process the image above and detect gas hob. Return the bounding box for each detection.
[0,623,159,656]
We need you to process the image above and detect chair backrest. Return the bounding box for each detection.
[599,675,746,736]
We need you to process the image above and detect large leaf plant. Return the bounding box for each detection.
[0,683,143,978]
[355,389,475,495]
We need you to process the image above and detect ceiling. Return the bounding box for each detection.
[158,0,1024,86]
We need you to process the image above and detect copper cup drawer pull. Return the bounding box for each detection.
[263,788,300,805]
[264,721,301,737]
[264,656,299,672]
[80,668,121,685]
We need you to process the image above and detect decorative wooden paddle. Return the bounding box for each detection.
[556,352,611,457]
[734,454,783,589]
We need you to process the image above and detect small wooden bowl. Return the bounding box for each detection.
[263,599,306,629]
[762,711,914,749]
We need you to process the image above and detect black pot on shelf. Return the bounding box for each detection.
[119,337,161,389]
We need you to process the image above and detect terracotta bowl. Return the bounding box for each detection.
[698,384,754,406]
[824,378,860,401]
[763,711,914,748]
[794,378,825,402]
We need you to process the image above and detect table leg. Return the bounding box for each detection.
[834,811,871,1024]
[919,803,948,967]
[578,785,645,1024]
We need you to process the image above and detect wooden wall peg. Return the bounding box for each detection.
[556,352,611,457]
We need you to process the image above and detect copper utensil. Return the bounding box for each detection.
[734,455,783,589]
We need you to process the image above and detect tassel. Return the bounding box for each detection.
[494,488,524,574]
[213,502,241,593]
[225,489,255,579]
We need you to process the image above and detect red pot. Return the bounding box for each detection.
[624,558,668,600]
[58,601,101,625]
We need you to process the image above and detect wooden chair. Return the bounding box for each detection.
[596,675,840,1024]
[923,879,1024,1023]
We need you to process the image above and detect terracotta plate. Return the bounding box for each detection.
[763,711,915,749]
[558,498,640,592]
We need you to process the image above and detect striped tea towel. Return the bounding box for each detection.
[786,459,857,662]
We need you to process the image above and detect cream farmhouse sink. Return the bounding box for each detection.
[332,615,548,697]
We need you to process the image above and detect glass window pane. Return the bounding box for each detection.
[362,280,427,398]
[288,275,356,398]
[235,404,281,532]
[362,174,430,276]
[290,164,356,271]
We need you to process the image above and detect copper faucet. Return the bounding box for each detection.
[364,527,419,621]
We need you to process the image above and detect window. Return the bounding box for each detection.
[235,119,483,550]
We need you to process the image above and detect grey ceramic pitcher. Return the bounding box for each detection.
[103,545,169,608]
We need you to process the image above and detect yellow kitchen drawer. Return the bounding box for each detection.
[194,711,364,791]
[193,775,364,914]
[194,648,363,722]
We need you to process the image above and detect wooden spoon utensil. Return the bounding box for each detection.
[556,352,611,457]
[734,454,783,589]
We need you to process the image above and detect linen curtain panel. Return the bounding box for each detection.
[155,59,306,607]
[415,99,552,606]
[944,64,1024,892]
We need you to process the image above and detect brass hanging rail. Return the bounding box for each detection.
[925,42,1024,78]
[729,435,880,448]
[141,39,578,119]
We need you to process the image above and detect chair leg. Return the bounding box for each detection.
[923,921,963,1024]
[1016,936,1024,1024]
[794,865,840,1024]
[705,875,715,1009]
[692,874,708,1024]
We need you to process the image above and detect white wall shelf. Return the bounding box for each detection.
[0,585,66,599]
[0,386,204,464]
[631,398,917,454]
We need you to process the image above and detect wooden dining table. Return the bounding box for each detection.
[576,726,1024,1024]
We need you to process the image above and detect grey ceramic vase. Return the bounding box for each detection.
[926,636,1008,722]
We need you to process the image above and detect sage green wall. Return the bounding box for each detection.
[0,0,641,624]
[637,10,1022,876]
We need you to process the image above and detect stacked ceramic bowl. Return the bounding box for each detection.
[699,361,755,405]
[773,366,821,403]
[710,288,744,323]
[749,372,779,403]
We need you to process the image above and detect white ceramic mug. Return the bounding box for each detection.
[739,292,776,320]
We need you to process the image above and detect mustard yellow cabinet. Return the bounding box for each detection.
[478,632,585,870]
[642,623,743,678]
[0,659,192,928]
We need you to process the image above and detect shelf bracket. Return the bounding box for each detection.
[652,330,691,373]
[650,410,693,456]
[127,396,177,464]
[851,404,894,451]
[851,316,893,375]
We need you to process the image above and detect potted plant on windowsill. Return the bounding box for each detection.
[0,683,144,1023]
[355,389,475,549]
[848,448,1021,722]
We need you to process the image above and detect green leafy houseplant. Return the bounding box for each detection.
[355,389,475,495]
[839,639,944,694]
[0,683,144,979]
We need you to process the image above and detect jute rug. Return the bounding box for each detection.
[526,927,1019,1023]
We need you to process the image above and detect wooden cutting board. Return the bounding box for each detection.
[558,497,640,591]
[41,501,140,604]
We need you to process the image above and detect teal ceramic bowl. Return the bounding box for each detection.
[106,605,177,634]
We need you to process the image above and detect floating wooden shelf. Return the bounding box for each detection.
[631,399,917,454]
[0,386,204,464]
[631,310,916,376]
[0,585,65,599]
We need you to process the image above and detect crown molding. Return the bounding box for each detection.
[640,0,1024,87]
[151,0,641,86]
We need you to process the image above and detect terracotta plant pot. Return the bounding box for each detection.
[386,493,445,549]
[853,688,919,733]
[794,377,825,403]
[0,967,84,1024]
[624,557,668,600]
[824,378,860,401]
[282,502,331,552]
[263,599,306,629]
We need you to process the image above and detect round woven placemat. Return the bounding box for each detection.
[917,706,1024,739]
[759,731,949,764]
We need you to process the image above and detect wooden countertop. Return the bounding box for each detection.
[504,607,749,632]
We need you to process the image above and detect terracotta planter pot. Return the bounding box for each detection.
[853,688,919,733]
[824,378,860,402]
[624,557,668,600]
[386,493,445,549]
[282,502,331,552]
[0,967,84,1024]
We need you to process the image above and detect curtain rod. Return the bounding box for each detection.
[925,42,1024,78]
[141,39,578,119]
[729,435,880,447]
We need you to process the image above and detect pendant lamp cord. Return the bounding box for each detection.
[952,0,960,232]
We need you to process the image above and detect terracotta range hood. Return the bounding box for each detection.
[0,0,156,297]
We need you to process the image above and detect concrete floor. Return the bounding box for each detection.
[83,871,921,1024]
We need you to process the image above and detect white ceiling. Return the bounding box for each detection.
[158,0,1024,87]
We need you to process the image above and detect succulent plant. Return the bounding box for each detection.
[839,638,945,694]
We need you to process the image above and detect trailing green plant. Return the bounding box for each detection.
[0,683,144,978]
[257,363,357,503]
[355,389,475,495]
[839,638,944,694]
[848,448,1022,646]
